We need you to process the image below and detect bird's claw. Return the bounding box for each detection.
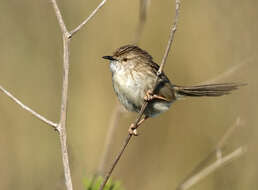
[129,124,138,136]
[144,90,169,102]
[144,90,154,102]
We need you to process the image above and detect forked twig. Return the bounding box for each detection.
[50,0,108,189]
[98,1,181,190]
[177,146,246,190]
[176,118,245,190]
[51,0,109,188]
[70,0,107,37]
[50,0,69,36]
[50,1,73,189]
[0,85,58,128]
[0,0,108,190]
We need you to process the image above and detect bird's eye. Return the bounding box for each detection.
[123,58,128,62]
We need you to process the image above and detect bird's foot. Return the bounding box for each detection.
[128,123,138,136]
[144,90,168,102]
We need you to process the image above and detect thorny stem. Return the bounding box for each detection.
[98,1,181,189]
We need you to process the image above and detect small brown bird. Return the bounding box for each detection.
[103,45,243,135]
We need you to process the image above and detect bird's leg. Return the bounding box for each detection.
[128,116,149,136]
[144,90,169,102]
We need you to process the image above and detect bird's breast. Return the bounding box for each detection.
[111,63,149,112]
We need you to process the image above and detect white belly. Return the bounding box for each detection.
[112,69,146,112]
[110,61,172,117]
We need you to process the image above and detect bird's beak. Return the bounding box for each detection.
[102,56,117,61]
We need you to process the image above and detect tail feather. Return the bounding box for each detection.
[174,83,245,97]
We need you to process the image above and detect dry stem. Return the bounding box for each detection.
[176,118,244,190]
[98,1,181,189]
[199,62,248,85]
[50,1,73,189]
[51,0,108,189]
[1,0,108,189]
[133,0,150,44]
[70,0,107,37]
[177,146,246,190]
[0,85,58,128]
[97,104,123,175]
[158,0,180,75]
[97,0,149,177]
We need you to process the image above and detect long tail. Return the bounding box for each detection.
[174,83,245,97]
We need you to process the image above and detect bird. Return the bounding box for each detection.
[102,45,244,135]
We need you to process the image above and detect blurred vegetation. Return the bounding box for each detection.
[84,176,124,190]
[0,0,257,190]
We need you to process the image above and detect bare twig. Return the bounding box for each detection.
[70,0,107,37]
[177,146,246,190]
[216,118,241,150]
[98,102,148,190]
[199,61,248,85]
[158,0,180,75]
[50,0,70,37]
[50,0,110,188]
[1,0,108,189]
[134,0,150,44]
[50,0,73,189]
[98,1,181,189]
[99,134,132,190]
[50,0,108,188]
[0,85,58,128]
[97,104,123,175]
[176,118,243,190]
[97,0,149,177]
[58,34,73,190]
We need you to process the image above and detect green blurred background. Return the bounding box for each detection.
[0,0,257,189]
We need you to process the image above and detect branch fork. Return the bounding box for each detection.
[1,1,108,190]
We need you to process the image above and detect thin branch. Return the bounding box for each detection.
[1,0,108,189]
[158,0,180,75]
[50,0,73,190]
[177,146,246,190]
[98,0,149,178]
[70,0,107,37]
[199,62,248,85]
[176,118,242,190]
[0,85,58,129]
[98,101,149,190]
[97,104,123,176]
[133,0,150,44]
[99,1,181,189]
[98,134,132,190]
[50,0,70,37]
[216,117,241,150]
[57,34,73,190]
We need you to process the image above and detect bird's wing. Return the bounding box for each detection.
[148,61,176,102]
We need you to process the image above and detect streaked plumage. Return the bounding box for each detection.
[103,45,243,118]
